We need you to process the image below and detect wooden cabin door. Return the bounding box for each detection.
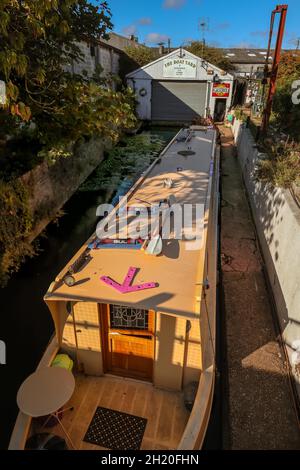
[102,305,155,381]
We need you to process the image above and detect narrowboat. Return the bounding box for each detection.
[9,126,220,450]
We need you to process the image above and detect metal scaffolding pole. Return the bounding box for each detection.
[261,4,288,134]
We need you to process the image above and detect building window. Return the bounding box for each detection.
[90,45,95,57]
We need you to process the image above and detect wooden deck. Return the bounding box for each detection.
[42,374,190,450]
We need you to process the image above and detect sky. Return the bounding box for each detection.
[104,0,300,49]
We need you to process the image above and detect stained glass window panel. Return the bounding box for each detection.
[110,305,149,330]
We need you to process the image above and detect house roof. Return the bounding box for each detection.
[221,48,273,64]
[147,46,299,66]
[221,48,299,64]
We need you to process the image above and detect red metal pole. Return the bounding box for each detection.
[262,4,288,133]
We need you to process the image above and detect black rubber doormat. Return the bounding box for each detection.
[83,407,147,450]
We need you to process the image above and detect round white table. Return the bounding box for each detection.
[17,367,76,449]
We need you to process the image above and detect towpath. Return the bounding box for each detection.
[219,125,300,449]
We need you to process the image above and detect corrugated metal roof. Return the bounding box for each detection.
[221,48,274,63]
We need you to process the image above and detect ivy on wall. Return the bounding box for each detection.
[0,179,35,286]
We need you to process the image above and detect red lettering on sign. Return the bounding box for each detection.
[212,83,230,97]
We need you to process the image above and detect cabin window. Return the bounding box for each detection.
[110,305,148,330]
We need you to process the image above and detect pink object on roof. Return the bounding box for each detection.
[100,267,158,294]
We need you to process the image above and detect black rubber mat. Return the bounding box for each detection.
[84,406,147,450]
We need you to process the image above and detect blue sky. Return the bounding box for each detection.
[105,0,300,49]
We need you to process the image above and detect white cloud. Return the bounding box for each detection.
[163,0,186,9]
[122,24,137,36]
[138,17,152,26]
[250,30,268,38]
[145,33,170,44]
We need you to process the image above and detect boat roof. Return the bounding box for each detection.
[45,127,217,319]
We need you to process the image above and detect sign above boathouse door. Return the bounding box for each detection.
[163,58,197,78]
[212,83,230,97]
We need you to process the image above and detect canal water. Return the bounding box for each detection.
[0,127,177,449]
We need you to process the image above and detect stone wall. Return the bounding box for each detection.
[20,138,106,240]
[64,32,143,81]
[232,119,300,398]
[65,41,121,82]
[101,32,140,52]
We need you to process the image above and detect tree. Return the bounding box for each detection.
[277,51,300,84]
[119,45,159,78]
[186,42,234,72]
[0,1,111,118]
[0,1,137,283]
[0,1,136,150]
[124,45,159,68]
[271,51,300,140]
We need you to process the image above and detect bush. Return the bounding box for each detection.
[234,107,247,122]
[256,142,300,189]
[270,51,300,141]
[272,80,300,141]
[186,42,234,72]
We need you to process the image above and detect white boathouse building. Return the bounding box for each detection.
[126,48,234,122]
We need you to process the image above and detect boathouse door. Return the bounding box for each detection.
[101,304,155,381]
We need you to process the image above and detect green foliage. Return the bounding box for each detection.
[0,1,137,151]
[277,51,300,84]
[0,1,112,118]
[36,82,137,154]
[272,80,300,141]
[256,142,300,189]
[234,107,248,122]
[124,45,159,68]
[0,0,137,162]
[119,45,159,78]
[186,42,234,72]
[271,51,300,140]
[0,178,35,286]
[0,130,44,180]
[0,1,138,284]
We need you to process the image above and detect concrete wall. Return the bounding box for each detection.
[232,119,300,397]
[20,138,106,240]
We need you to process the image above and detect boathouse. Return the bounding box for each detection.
[126,48,234,122]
